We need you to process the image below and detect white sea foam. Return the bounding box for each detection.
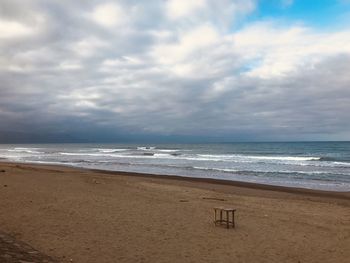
[60,152,87,156]
[14,147,40,150]
[8,147,323,165]
[24,160,76,166]
[197,154,320,161]
[248,156,320,161]
[8,148,44,154]
[177,156,227,162]
[137,146,156,150]
[190,167,349,178]
[333,161,350,166]
[156,149,179,152]
[96,148,128,153]
[193,166,238,173]
[153,153,173,157]
[59,152,180,160]
[59,152,128,158]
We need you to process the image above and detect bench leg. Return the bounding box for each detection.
[232,211,235,228]
[226,211,229,229]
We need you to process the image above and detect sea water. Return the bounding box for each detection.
[0,142,349,191]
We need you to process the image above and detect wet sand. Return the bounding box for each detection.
[0,162,349,263]
[0,230,57,262]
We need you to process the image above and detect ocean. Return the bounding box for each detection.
[0,142,349,191]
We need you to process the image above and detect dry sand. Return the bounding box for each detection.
[0,162,349,263]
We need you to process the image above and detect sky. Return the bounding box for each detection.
[1,0,350,143]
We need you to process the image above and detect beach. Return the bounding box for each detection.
[0,162,349,263]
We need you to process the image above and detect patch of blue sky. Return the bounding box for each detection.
[235,0,350,31]
[237,58,263,75]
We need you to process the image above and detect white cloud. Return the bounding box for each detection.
[58,61,82,71]
[166,0,206,20]
[151,24,220,76]
[72,37,109,57]
[91,2,126,27]
[165,0,256,29]
[0,19,36,39]
[201,76,237,101]
[233,22,350,78]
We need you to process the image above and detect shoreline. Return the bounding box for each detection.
[89,168,350,200]
[2,160,349,200]
[1,141,349,193]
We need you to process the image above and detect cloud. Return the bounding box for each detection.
[0,0,350,142]
[151,24,221,76]
[0,19,35,38]
[166,0,206,20]
[72,36,109,57]
[233,22,350,78]
[91,2,126,28]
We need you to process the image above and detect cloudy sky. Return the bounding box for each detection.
[1,0,350,143]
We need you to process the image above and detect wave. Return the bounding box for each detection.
[197,154,320,161]
[58,152,181,159]
[246,156,320,161]
[295,160,350,168]
[135,147,180,153]
[8,148,44,154]
[183,166,349,181]
[193,166,238,173]
[333,161,350,167]
[319,157,350,164]
[153,153,175,157]
[96,148,128,153]
[123,153,325,163]
[14,147,40,150]
[59,152,128,158]
[25,160,75,165]
[319,157,336,161]
[137,146,156,150]
[190,166,336,176]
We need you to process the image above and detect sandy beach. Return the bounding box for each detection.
[0,162,349,263]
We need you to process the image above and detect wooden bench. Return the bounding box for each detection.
[214,207,236,229]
